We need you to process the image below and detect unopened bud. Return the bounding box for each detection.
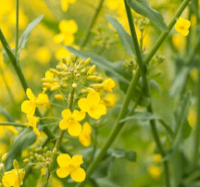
[23,158,30,163]
[0,163,4,171]
[70,54,76,62]
[42,83,53,89]
[53,148,57,155]
[91,84,103,91]
[67,146,73,151]
[13,159,19,169]
[84,58,91,65]
[62,83,68,88]
[75,73,81,78]
[41,78,52,82]
[46,151,52,157]
[50,84,61,91]
[2,153,7,162]
[87,65,96,75]
[49,68,59,75]
[62,58,67,64]
[87,75,98,81]
[63,64,68,71]
[56,65,63,71]
[55,94,65,101]
[72,83,77,88]
[45,161,50,167]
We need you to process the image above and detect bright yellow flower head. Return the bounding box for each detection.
[59,109,85,136]
[148,165,162,179]
[21,88,49,116]
[175,17,191,36]
[79,122,92,147]
[56,154,85,182]
[36,47,51,65]
[78,91,107,119]
[101,93,117,108]
[21,88,37,116]
[2,169,25,187]
[59,20,78,34]
[106,0,121,10]
[102,78,115,92]
[25,115,40,136]
[153,154,162,163]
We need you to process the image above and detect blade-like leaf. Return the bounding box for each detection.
[120,111,160,123]
[18,15,44,56]
[66,46,131,92]
[127,0,168,31]
[106,15,136,57]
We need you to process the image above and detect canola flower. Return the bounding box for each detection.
[102,78,115,92]
[78,91,107,119]
[175,17,191,36]
[61,0,77,12]
[148,165,162,179]
[56,154,86,182]
[21,88,49,116]
[79,122,92,147]
[2,169,25,187]
[59,109,85,136]
[25,115,40,136]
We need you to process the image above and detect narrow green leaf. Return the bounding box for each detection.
[0,106,15,122]
[6,128,36,170]
[95,178,122,187]
[66,46,131,92]
[126,0,168,31]
[18,15,44,56]
[106,15,136,57]
[120,111,160,123]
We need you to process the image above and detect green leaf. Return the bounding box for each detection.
[6,128,36,170]
[65,46,131,92]
[170,67,190,97]
[106,15,136,57]
[0,106,15,122]
[126,0,168,31]
[149,79,162,97]
[120,111,160,123]
[18,15,44,56]
[95,178,122,187]
[125,150,137,162]
[111,149,126,159]
[92,157,115,178]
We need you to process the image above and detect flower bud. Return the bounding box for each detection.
[87,65,96,75]
[2,153,7,162]
[49,68,59,75]
[55,94,65,101]
[42,83,53,89]
[13,159,19,169]
[72,83,77,88]
[56,65,63,71]
[62,57,67,64]
[23,158,30,163]
[84,58,91,65]
[50,84,61,91]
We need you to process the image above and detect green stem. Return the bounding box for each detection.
[41,88,75,187]
[0,29,70,155]
[144,0,191,65]
[79,0,105,48]
[15,0,19,57]
[0,122,25,127]
[75,1,191,186]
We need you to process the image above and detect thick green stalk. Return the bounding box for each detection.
[75,1,191,186]
[124,1,169,186]
[79,0,105,48]
[0,29,69,154]
[193,0,200,167]
[15,0,19,57]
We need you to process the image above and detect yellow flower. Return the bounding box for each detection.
[153,154,162,163]
[175,17,191,36]
[56,154,85,182]
[101,93,117,108]
[21,88,38,116]
[59,109,85,136]
[106,0,121,10]
[78,91,107,119]
[25,115,40,136]
[79,122,92,147]
[102,78,115,92]
[36,47,51,65]
[61,0,76,12]
[2,169,25,187]
[148,165,162,179]
[21,88,49,116]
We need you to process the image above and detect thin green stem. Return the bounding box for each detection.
[79,0,105,48]
[15,0,19,57]
[0,122,25,128]
[41,88,75,187]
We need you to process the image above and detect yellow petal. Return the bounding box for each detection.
[61,0,69,12]
[79,132,91,147]
[33,127,40,136]
[87,91,100,106]
[61,109,72,119]
[57,154,71,167]
[72,110,85,121]
[53,33,65,44]
[56,167,70,178]
[26,88,35,101]
[71,155,83,167]
[71,167,86,182]
[78,98,89,112]
[2,172,16,186]
[59,20,78,34]
[88,104,107,119]
[68,122,82,136]
[21,100,35,116]
[68,0,76,4]
[63,34,75,45]
[59,119,69,130]
[83,122,92,133]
